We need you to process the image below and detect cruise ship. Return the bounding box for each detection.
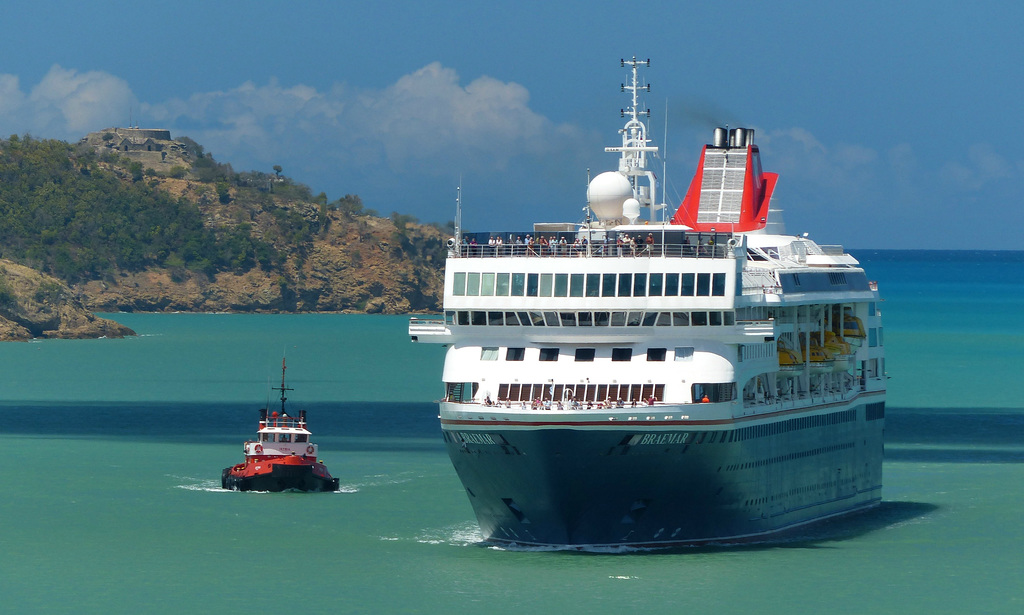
[409,59,886,549]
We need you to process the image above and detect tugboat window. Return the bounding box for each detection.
[262,433,275,442]
[279,433,292,443]
[296,434,308,443]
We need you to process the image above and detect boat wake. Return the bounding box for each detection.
[173,477,229,492]
[346,472,416,490]
[377,522,484,547]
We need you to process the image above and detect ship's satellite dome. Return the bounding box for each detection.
[622,198,640,224]
[588,171,632,222]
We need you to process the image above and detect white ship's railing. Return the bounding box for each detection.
[736,320,775,336]
[742,269,781,294]
[409,317,448,336]
[452,242,730,259]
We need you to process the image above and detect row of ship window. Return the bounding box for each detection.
[448,310,737,327]
[445,381,737,404]
[482,346,693,362]
[452,271,730,298]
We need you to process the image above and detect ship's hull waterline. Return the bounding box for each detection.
[442,399,884,548]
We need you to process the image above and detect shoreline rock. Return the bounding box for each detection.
[0,261,136,342]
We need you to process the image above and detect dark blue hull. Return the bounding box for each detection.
[443,402,884,548]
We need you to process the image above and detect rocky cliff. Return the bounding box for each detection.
[0,260,135,341]
[74,193,447,314]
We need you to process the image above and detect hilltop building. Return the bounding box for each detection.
[79,127,192,172]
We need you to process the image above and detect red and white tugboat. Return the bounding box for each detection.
[222,359,340,492]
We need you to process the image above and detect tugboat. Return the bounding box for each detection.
[221,359,340,492]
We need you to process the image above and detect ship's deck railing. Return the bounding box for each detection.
[409,317,447,334]
[453,230,732,260]
[742,269,781,295]
[259,418,308,430]
[453,243,728,259]
[446,398,712,410]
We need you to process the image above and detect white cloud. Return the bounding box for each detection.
[0,65,136,138]
[0,74,26,116]
[941,143,1014,190]
[758,127,878,192]
[141,62,582,176]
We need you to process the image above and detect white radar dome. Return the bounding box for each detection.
[587,171,632,222]
[622,197,640,224]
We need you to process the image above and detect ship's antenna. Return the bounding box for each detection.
[272,357,293,415]
[585,168,593,247]
[585,167,593,224]
[662,98,669,222]
[264,375,272,410]
[605,57,658,221]
[454,179,462,254]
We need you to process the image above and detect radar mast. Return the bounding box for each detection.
[604,57,659,219]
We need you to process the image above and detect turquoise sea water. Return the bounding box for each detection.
[2,250,1023,614]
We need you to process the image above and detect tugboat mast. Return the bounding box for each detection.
[273,358,293,415]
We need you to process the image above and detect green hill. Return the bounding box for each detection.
[0,132,447,314]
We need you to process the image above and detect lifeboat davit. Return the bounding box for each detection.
[777,339,803,375]
[815,331,855,372]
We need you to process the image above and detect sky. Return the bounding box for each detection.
[1,0,1022,250]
